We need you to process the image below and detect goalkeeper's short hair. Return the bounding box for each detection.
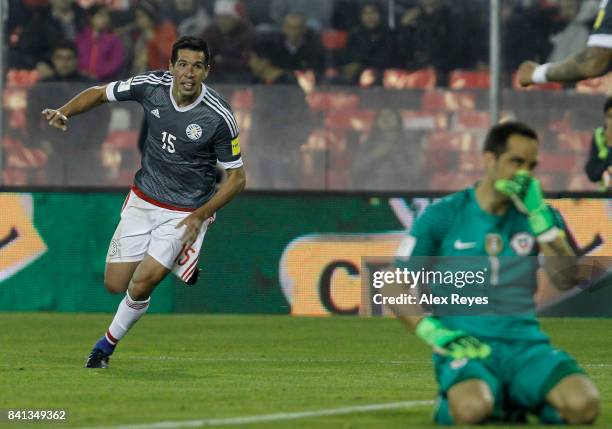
[483,121,539,157]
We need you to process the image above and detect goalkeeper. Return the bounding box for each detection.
[387,122,600,425]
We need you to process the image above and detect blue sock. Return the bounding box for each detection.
[94,335,116,355]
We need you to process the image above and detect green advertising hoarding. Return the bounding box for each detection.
[1,192,610,315]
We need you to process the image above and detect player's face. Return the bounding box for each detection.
[486,134,539,187]
[170,49,209,99]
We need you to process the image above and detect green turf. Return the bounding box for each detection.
[0,314,610,428]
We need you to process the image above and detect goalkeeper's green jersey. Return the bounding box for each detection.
[397,187,564,341]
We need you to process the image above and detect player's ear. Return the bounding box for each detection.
[483,151,497,173]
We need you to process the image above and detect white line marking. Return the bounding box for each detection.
[121,355,430,365]
[77,400,433,429]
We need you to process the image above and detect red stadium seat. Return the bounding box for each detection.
[449,70,490,89]
[511,72,562,91]
[6,69,40,88]
[306,92,360,111]
[539,153,580,172]
[455,111,490,130]
[321,30,349,50]
[425,131,480,152]
[401,110,448,131]
[555,131,592,153]
[422,90,477,111]
[383,69,437,89]
[324,110,376,130]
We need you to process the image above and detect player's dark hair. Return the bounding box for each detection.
[171,36,211,67]
[604,96,612,113]
[483,121,538,157]
[52,40,78,57]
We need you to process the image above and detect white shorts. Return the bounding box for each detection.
[106,190,215,283]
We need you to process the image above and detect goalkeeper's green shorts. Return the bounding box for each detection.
[433,338,586,416]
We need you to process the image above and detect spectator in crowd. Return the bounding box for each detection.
[25,41,110,186]
[268,0,334,32]
[76,5,125,82]
[269,13,325,75]
[9,0,85,74]
[129,0,177,75]
[396,0,459,85]
[160,0,213,37]
[248,42,299,85]
[547,0,599,63]
[585,97,612,191]
[202,0,255,83]
[350,108,421,190]
[339,2,394,85]
[248,48,312,188]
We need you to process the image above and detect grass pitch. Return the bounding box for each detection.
[1,314,610,428]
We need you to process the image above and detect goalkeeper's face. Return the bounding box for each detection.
[485,134,539,196]
[170,49,210,100]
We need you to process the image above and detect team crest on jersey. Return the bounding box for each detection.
[510,232,535,256]
[485,233,503,256]
[186,124,202,141]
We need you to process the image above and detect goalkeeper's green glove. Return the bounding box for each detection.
[416,317,491,360]
[495,170,559,242]
[595,127,610,161]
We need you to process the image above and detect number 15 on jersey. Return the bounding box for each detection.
[161,131,176,153]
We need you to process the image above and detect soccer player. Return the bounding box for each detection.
[42,36,246,368]
[519,0,612,86]
[585,96,612,190]
[387,122,600,425]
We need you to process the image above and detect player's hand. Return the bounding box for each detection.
[42,109,68,131]
[176,213,205,249]
[495,171,555,236]
[518,61,538,87]
[416,317,491,360]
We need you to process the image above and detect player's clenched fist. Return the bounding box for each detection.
[42,109,68,131]
[518,61,539,87]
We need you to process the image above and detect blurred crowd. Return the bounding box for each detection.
[5,0,601,87]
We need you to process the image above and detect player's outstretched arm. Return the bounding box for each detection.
[41,85,109,131]
[176,167,246,249]
[518,46,612,86]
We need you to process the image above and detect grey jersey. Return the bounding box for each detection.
[105,70,242,209]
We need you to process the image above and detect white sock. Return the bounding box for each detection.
[105,292,150,345]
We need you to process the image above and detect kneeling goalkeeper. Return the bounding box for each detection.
[387,122,599,425]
